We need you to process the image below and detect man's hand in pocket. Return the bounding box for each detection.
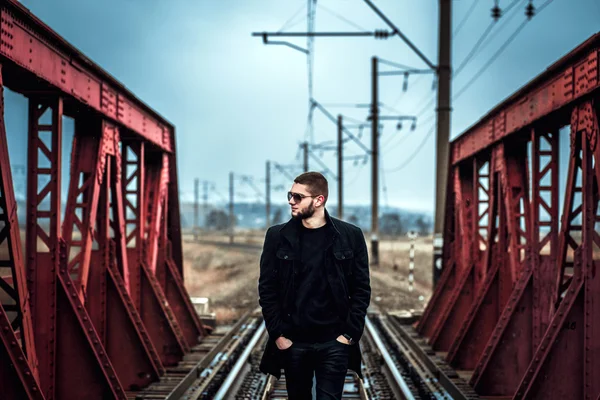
[276,336,293,350]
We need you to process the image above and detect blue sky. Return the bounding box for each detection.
[11,0,600,213]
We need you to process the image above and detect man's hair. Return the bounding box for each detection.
[294,172,328,205]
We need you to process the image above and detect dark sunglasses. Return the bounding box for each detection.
[287,191,319,202]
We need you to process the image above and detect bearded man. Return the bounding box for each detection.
[258,171,371,400]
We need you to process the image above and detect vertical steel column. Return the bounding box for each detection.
[448,141,530,377]
[428,157,492,351]
[166,131,184,276]
[514,102,599,399]
[122,141,145,311]
[417,162,473,338]
[140,152,188,364]
[123,142,187,366]
[0,65,43,399]
[62,117,104,300]
[105,125,164,389]
[145,155,167,277]
[460,126,559,397]
[27,97,62,399]
[28,99,128,399]
[63,120,163,392]
[155,156,207,345]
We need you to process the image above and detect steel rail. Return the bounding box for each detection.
[364,316,415,400]
[181,317,262,400]
[164,310,254,400]
[214,323,266,399]
[376,315,451,398]
[386,313,478,400]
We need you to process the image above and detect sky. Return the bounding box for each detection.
[9,0,600,214]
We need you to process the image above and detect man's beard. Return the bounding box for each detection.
[292,202,315,220]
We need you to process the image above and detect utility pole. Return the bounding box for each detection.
[266,161,271,228]
[194,178,199,240]
[302,142,309,172]
[433,0,452,286]
[337,115,343,220]
[371,56,379,267]
[229,172,234,244]
[203,181,209,226]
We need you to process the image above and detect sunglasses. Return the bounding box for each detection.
[287,191,319,202]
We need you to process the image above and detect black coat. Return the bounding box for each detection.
[258,209,371,379]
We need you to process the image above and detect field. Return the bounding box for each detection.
[182,229,433,325]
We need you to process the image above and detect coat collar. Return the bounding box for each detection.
[279,208,340,251]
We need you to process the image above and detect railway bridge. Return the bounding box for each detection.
[1,1,600,399]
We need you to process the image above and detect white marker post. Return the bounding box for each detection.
[407,230,418,292]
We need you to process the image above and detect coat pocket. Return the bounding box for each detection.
[333,249,354,302]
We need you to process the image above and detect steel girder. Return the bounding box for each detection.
[512,101,600,400]
[0,0,172,151]
[62,120,165,389]
[27,96,126,399]
[420,33,600,399]
[0,3,204,397]
[418,156,492,351]
[446,141,530,371]
[144,153,206,348]
[0,65,43,399]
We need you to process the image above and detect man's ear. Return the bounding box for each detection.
[316,195,325,207]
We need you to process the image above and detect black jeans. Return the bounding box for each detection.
[280,339,350,400]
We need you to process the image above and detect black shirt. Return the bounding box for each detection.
[289,222,341,343]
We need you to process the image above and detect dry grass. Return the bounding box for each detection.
[182,234,261,324]
[182,230,434,326]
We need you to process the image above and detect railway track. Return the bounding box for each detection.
[132,310,259,399]
[217,313,472,399]
[133,310,479,399]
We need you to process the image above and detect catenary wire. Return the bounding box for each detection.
[454,0,555,101]
[453,0,479,36]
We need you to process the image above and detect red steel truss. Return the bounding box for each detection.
[0,1,207,398]
[419,33,600,399]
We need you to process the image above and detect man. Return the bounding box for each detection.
[258,171,371,400]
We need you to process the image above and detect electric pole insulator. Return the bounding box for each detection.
[374,30,390,39]
[525,2,535,19]
[491,5,502,20]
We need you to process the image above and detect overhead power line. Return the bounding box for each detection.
[453,0,479,37]
[466,0,524,62]
[454,21,496,77]
[278,2,307,32]
[317,3,367,32]
[384,125,435,173]
[407,0,523,120]
[454,0,555,101]
[386,0,556,173]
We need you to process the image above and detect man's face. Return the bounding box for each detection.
[288,183,319,220]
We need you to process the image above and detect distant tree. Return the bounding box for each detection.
[380,213,403,236]
[206,209,232,230]
[272,208,283,225]
[415,216,430,236]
